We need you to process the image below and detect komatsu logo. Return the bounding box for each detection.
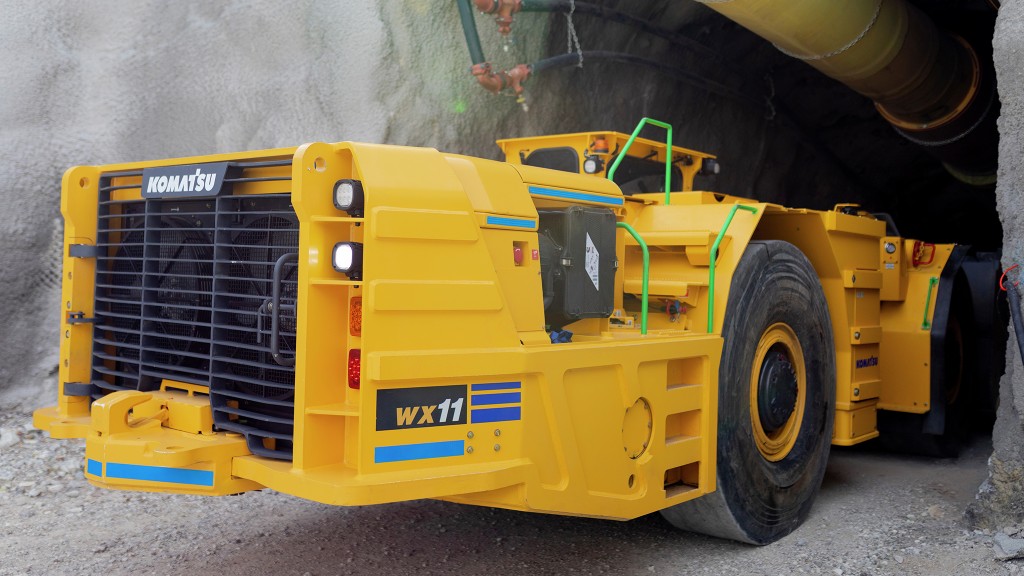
[147,169,217,194]
[141,162,229,198]
[856,356,879,369]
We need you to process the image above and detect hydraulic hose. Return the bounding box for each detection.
[1009,285,1024,369]
[457,0,487,65]
[515,0,723,63]
[1001,266,1024,368]
[530,51,760,108]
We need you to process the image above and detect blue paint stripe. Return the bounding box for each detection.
[486,215,536,229]
[105,462,214,486]
[374,440,465,464]
[528,185,624,206]
[472,392,521,406]
[471,406,522,424]
[86,459,102,477]
[471,382,521,392]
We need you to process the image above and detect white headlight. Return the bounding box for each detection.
[336,182,354,208]
[700,158,721,176]
[333,244,354,271]
[333,179,364,215]
[332,242,363,279]
[583,158,600,174]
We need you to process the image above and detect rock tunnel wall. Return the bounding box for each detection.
[1,0,1020,524]
[967,0,1024,528]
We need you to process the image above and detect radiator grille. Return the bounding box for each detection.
[91,160,298,460]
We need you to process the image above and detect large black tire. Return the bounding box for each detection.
[661,240,836,544]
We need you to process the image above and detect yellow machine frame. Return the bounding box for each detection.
[35,129,952,523]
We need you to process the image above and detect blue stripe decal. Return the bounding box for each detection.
[86,459,102,477]
[471,382,521,392]
[528,185,624,206]
[104,462,214,486]
[471,406,522,424]
[486,215,536,229]
[374,440,465,464]
[472,392,521,406]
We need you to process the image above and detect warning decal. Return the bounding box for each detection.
[585,232,600,291]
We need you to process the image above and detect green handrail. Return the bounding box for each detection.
[707,204,759,333]
[607,117,674,205]
[617,222,650,335]
[922,276,939,329]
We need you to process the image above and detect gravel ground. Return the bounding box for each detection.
[0,385,1019,576]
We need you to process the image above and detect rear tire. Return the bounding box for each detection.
[661,241,836,544]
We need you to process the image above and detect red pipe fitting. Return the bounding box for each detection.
[473,0,523,35]
[471,62,532,95]
[471,62,507,94]
[504,63,531,95]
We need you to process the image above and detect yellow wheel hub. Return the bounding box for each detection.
[749,323,807,462]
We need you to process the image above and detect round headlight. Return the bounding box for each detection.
[583,156,603,174]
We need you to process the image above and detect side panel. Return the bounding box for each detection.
[877,241,957,416]
[754,209,959,444]
[754,209,885,445]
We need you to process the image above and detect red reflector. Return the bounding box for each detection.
[513,246,524,265]
[348,349,361,389]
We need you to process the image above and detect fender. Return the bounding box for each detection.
[923,245,969,435]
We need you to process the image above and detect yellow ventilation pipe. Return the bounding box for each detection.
[695,0,997,183]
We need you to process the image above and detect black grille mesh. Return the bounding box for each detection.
[92,162,298,460]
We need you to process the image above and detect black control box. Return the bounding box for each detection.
[537,206,618,329]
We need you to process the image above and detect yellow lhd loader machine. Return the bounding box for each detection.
[35,119,1003,544]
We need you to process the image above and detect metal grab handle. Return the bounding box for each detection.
[270,252,298,367]
[607,117,674,204]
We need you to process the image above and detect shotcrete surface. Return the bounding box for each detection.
[0,0,555,396]
[968,0,1024,529]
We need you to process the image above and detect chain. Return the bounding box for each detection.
[774,0,883,61]
[566,0,583,67]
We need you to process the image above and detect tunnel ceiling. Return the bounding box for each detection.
[523,0,1002,250]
